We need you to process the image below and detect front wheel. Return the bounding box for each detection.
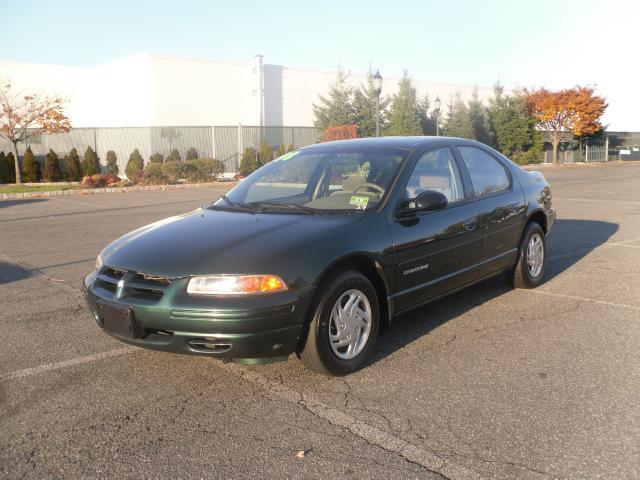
[506,221,547,289]
[299,271,380,376]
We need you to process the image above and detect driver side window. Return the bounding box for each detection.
[405,147,465,203]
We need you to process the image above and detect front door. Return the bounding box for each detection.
[387,146,483,314]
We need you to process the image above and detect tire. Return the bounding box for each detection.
[299,270,380,376]
[506,221,547,289]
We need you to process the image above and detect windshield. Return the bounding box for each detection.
[216,147,408,213]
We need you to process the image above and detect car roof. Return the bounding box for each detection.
[301,136,481,151]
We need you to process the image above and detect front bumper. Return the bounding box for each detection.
[82,270,313,361]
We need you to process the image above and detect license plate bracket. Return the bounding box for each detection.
[97,301,141,339]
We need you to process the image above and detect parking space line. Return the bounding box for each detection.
[549,239,640,265]
[50,197,110,209]
[223,362,483,480]
[0,347,138,381]
[530,289,640,311]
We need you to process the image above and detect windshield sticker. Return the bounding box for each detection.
[275,151,300,162]
[349,195,369,209]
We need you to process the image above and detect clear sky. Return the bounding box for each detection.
[1,0,637,129]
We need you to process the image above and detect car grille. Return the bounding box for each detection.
[94,266,173,303]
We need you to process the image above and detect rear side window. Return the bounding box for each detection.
[458,146,510,196]
[404,147,464,203]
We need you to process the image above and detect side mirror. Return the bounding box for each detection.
[399,190,448,216]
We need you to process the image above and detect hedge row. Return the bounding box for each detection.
[0,146,221,184]
[239,142,296,176]
[0,146,105,183]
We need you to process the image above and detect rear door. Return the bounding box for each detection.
[388,146,483,313]
[454,145,525,275]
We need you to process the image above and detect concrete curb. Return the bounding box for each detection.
[0,182,236,201]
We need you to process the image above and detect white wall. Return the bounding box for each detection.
[150,56,257,126]
[0,55,492,128]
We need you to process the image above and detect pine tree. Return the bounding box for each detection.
[149,153,164,164]
[443,92,474,139]
[488,84,542,164]
[239,147,258,176]
[5,152,16,183]
[106,150,119,175]
[166,149,181,162]
[352,71,390,137]
[82,146,101,176]
[186,147,198,160]
[258,141,273,166]
[65,148,82,181]
[43,149,62,181]
[312,68,355,130]
[21,147,41,182]
[468,87,493,146]
[125,148,145,178]
[387,71,423,136]
[0,151,12,183]
[416,95,437,136]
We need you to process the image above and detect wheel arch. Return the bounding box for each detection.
[312,253,392,332]
[526,209,547,234]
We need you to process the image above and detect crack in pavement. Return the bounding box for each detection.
[223,362,483,480]
[444,452,559,479]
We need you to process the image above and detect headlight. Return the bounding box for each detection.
[186,275,287,295]
[95,253,103,271]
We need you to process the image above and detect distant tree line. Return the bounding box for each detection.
[312,69,607,164]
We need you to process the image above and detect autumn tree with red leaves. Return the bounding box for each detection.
[321,124,358,142]
[0,80,71,183]
[525,86,606,164]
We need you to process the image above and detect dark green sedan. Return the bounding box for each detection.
[83,137,556,375]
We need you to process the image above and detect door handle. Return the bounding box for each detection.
[463,219,476,231]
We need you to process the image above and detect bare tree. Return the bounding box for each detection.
[0,80,71,184]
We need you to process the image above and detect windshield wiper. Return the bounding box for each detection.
[249,201,323,215]
[215,195,258,214]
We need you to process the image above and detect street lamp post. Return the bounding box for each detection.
[372,70,383,137]
[434,96,441,136]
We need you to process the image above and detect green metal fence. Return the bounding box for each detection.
[0,125,322,173]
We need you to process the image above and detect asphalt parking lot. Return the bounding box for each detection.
[1,162,639,479]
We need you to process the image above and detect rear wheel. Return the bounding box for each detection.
[299,271,379,376]
[507,221,547,289]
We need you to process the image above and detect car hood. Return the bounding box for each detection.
[100,207,363,278]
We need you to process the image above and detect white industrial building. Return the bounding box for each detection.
[0,55,491,171]
[0,54,490,128]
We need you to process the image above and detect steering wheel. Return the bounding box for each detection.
[353,183,385,195]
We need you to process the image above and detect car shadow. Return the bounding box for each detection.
[369,218,618,366]
[0,261,33,285]
[0,198,48,208]
[543,218,619,281]
[0,258,95,286]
